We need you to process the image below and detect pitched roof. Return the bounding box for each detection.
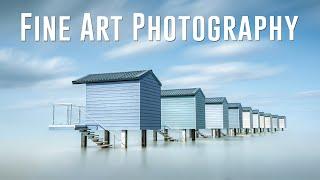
[278,116,286,119]
[161,88,203,97]
[205,97,227,104]
[243,107,252,112]
[264,113,272,117]
[272,115,279,118]
[252,109,259,114]
[259,112,265,115]
[228,103,242,108]
[72,70,162,86]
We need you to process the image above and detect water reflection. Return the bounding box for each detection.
[1,129,320,180]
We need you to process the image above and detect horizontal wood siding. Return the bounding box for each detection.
[223,101,229,129]
[206,104,224,129]
[140,73,161,130]
[252,114,260,128]
[272,117,279,129]
[265,117,272,128]
[242,111,252,128]
[228,108,240,128]
[196,92,205,129]
[85,81,141,130]
[279,118,286,128]
[259,115,265,128]
[161,96,196,129]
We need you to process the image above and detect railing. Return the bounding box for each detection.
[51,103,85,126]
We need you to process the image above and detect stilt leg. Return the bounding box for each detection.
[81,131,87,148]
[181,129,187,142]
[104,130,110,144]
[141,130,147,147]
[153,130,157,141]
[191,129,196,141]
[121,130,128,148]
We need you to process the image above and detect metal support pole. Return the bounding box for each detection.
[52,105,55,125]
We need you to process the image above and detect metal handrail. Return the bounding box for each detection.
[87,123,125,148]
[52,103,84,125]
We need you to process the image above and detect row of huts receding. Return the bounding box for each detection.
[72,70,286,148]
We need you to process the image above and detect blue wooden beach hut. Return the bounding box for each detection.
[264,113,272,132]
[161,88,205,141]
[252,109,260,133]
[72,70,162,147]
[242,107,253,134]
[259,112,265,132]
[228,103,243,136]
[205,97,228,137]
[278,116,286,131]
[272,115,279,132]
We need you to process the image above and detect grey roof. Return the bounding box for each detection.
[243,107,252,112]
[272,115,279,118]
[252,109,259,114]
[205,97,227,104]
[161,88,203,97]
[228,103,242,108]
[264,113,272,117]
[278,116,286,119]
[259,112,265,115]
[72,70,162,86]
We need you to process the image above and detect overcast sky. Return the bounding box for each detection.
[0,0,320,132]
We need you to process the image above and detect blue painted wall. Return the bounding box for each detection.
[161,97,196,129]
[205,102,228,129]
[161,91,205,129]
[85,73,161,130]
[196,92,205,129]
[140,73,161,130]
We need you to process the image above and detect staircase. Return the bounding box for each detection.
[158,130,178,142]
[196,130,210,138]
[79,128,113,148]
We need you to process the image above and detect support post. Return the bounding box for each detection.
[164,129,169,141]
[121,130,128,148]
[282,128,284,131]
[215,129,221,138]
[181,129,187,142]
[191,129,196,141]
[104,130,110,144]
[211,129,214,138]
[233,128,237,136]
[196,130,199,138]
[153,130,157,141]
[81,131,87,148]
[141,130,147,147]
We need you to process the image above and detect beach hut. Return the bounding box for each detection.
[72,70,162,148]
[259,112,265,132]
[205,97,229,138]
[228,103,243,136]
[242,107,253,134]
[272,115,279,132]
[161,88,205,141]
[264,113,272,132]
[278,116,286,131]
[252,110,260,133]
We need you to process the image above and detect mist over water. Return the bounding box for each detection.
[1,125,320,180]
